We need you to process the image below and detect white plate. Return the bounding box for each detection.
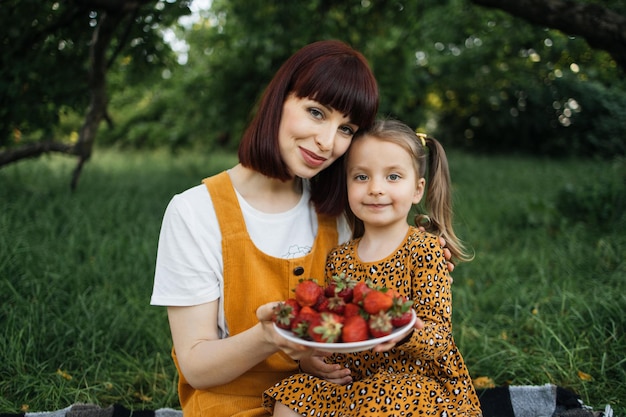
[274,310,416,353]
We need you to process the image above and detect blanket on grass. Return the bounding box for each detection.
[0,384,613,417]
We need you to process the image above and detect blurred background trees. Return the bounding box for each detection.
[1,0,625,184]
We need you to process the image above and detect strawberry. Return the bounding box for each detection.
[368,310,393,338]
[326,295,346,315]
[290,306,319,339]
[343,302,363,318]
[389,295,414,327]
[362,289,393,315]
[324,273,357,303]
[341,315,370,342]
[315,295,330,312]
[384,287,401,300]
[391,311,413,328]
[352,281,373,305]
[272,298,301,330]
[294,279,323,307]
[309,312,344,343]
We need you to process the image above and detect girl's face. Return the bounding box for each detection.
[346,135,425,230]
[278,94,358,179]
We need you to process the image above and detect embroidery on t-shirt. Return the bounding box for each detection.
[283,245,312,259]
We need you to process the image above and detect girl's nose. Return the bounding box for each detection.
[368,178,383,195]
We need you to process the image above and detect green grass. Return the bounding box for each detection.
[1,149,624,414]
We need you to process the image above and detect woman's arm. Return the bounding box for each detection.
[168,301,309,389]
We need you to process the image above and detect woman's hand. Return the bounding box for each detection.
[256,302,311,359]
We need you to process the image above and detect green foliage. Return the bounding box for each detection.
[1,0,91,144]
[410,3,626,157]
[1,150,624,413]
[559,80,626,157]
[97,0,625,157]
[3,1,625,158]
[0,0,189,147]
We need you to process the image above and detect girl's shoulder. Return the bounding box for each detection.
[406,227,444,259]
[407,226,438,243]
[328,237,359,257]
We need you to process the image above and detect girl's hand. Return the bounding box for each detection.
[299,352,352,385]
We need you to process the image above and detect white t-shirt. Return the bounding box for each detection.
[150,176,351,336]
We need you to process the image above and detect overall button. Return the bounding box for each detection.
[293,266,305,276]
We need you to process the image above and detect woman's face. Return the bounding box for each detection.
[278,94,358,179]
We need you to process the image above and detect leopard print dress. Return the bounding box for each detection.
[263,227,482,416]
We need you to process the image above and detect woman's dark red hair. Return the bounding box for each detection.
[238,40,379,216]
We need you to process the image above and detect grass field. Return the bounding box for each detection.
[1,148,624,414]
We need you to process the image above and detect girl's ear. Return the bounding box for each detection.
[413,177,426,204]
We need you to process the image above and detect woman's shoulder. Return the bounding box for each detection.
[169,182,213,207]
[161,182,218,229]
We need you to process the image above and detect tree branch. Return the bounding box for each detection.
[470,0,626,71]
[0,141,76,166]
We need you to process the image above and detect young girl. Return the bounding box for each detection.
[264,119,482,416]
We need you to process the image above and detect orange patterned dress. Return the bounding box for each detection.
[263,227,482,416]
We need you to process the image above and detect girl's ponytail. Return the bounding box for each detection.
[416,136,473,263]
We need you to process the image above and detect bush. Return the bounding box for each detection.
[554,158,626,228]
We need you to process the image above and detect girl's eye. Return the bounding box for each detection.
[354,174,368,181]
[388,174,401,181]
[309,108,324,119]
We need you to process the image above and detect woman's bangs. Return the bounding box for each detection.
[293,58,377,129]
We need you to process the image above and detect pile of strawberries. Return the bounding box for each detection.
[272,274,414,344]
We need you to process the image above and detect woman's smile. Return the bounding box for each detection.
[299,146,328,167]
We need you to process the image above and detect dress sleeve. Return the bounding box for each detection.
[400,234,453,360]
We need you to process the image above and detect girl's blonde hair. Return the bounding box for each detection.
[346,118,472,263]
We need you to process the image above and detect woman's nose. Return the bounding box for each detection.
[314,125,336,152]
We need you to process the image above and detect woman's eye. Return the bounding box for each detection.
[309,108,324,119]
[339,125,356,136]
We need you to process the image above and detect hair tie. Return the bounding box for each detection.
[415,132,427,148]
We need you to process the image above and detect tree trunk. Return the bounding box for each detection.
[70,10,124,191]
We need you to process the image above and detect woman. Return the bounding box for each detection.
[151,40,450,417]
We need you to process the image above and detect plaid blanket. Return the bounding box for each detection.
[0,384,613,417]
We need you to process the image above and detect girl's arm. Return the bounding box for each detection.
[168,301,308,389]
[400,234,453,359]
